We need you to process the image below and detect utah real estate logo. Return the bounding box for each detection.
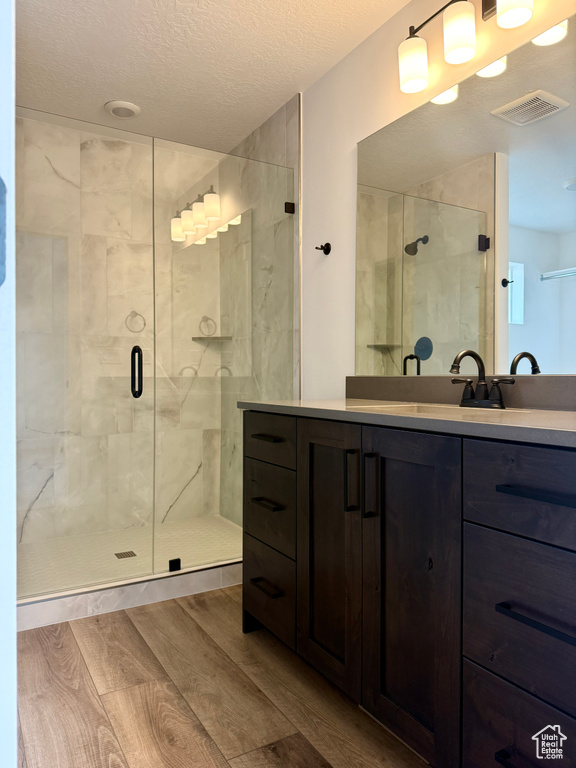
[532,725,567,760]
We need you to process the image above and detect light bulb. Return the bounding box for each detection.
[229,215,242,226]
[204,192,221,221]
[181,208,195,234]
[476,55,507,78]
[443,1,476,65]
[171,215,185,242]
[193,201,208,230]
[206,230,218,239]
[195,237,207,245]
[532,20,568,46]
[398,35,429,94]
[217,222,229,233]
[497,0,533,29]
[431,85,459,105]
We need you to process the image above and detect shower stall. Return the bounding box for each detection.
[356,187,491,376]
[16,112,298,599]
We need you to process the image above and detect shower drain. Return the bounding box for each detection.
[115,551,137,559]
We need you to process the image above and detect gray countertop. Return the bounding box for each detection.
[237,399,576,448]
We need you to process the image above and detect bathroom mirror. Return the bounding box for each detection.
[356,14,576,377]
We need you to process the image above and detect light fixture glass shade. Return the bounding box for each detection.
[171,216,185,242]
[476,55,507,78]
[532,19,568,46]
[431,85,459,105]
[497,0,533,29]
[193,201,208,229]
[195,237,207,245]
[204,192,221,221]
[181,208,195,234]
[443,1,476,65]
[217,222,229,233]
[229,215,242,226]
[206,230,218,239]
[398,35,429,94]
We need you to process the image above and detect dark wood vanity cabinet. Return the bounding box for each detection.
[362,428,462,768]
[296,418,363,701]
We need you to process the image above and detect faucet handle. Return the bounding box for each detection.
[489,377,515,408]
[452,377,475,401]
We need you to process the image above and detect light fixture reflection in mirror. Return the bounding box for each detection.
[430,85,459,104]
[476,55,508,78]
[497,0,533,30]
[532,20,569,47]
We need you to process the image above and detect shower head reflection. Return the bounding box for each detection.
[404,235,429,255]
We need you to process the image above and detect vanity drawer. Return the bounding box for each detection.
[463,660,575,768]
[243,534,296,650]
[464,523,576,715]
[244,458,296,559]
[244,411,297,470]
[463,439,576,551]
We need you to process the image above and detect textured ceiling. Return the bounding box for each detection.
[358,18,576,233]
[16,0,411,152]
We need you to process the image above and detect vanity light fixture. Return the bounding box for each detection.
[193,197,208,230]
[195,237,207,246]
[496,0,533,29]
[431,85,459,104]
[217,222,229,233]
[206,230,218,239]
[170,212,185,242]
[204,187,221,221]
[532,19,569,46]
[229,215,242,226]
[399,35,429,93]
[476,55,508,77]
[181,205,196,235]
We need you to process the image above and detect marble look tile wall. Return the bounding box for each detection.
[16,118,155,552]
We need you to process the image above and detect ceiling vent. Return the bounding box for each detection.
[491,90,569,126]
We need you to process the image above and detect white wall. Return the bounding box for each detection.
[301,0,576,398]
[558,231,576,373]
[0,0,16,763]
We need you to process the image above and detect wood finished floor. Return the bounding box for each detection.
[18,586,425,768]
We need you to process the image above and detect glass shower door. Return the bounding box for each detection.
[16,116,155,597]
[401,195,488,374]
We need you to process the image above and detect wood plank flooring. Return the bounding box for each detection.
[18,587,424,768]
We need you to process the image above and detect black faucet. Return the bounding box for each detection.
[403,354,421,375]
[449,349,515,409]
[510,352,541,375]
[450,350,489,402]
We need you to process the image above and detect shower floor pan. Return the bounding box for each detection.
[18,515,242,600]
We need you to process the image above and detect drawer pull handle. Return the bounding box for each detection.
[494,749,517,767]
[495,484,576,509]
[250,577,284,599]
[251,433,285,444]
[250,497,285,512]
[344,449,360,511]
[495,602,576,647]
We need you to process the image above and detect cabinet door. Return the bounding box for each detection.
[362,427,461,768]
[297,418,362,701]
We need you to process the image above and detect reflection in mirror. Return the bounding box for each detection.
[356,13,576,376]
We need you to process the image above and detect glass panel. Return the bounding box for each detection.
[508,262,525,325]
[153,139,295,574]
[16,116,155,598]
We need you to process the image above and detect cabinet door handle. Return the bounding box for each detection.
[251,433,285,444]
[495,483,576,509]
[250,497,285,512]
[495,602,576,647]
[250,577,284,599]
[131,346,143,399]
[363,453,379,519]
[494,749,517,767]
[344,449,360,511]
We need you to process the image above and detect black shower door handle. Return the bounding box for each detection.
[131,346,143,399]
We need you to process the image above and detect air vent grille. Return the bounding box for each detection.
[491,90,569,126]
[115,550,137,559]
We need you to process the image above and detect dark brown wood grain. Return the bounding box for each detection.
[463,660,576,768]
[244,458,297,559]
[464,522,576,715]
[464,439,576,551]
[296,417,363,702]
[102,679,229,768]
[362,427,462,768]
[244,411,297,469]
[18,623,129,768]
[70,610,167,695]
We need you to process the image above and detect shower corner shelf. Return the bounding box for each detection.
[367,343,401,350]
[191,336,233,342]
